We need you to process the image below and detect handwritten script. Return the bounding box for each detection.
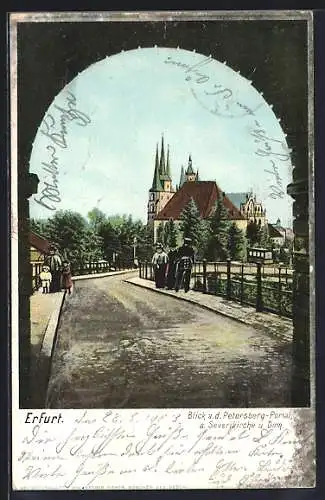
[13,409,314,490]
[34,91,91,212]
[164,54,291,201]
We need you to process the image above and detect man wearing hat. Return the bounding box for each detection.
[175,237,195,293]
[151,242,169,288]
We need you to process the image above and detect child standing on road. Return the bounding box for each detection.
[61,261,73,295]
[39,265,52,294]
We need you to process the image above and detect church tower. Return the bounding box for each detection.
[147,136,175,225]
[179,165,186,189]
[185,155,198,182]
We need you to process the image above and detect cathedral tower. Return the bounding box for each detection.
[147,136,175,225]
[185,155,199,182]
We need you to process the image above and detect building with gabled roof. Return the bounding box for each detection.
[147,137,269,244]
[226,191,267,227]
[156,181,243,222]
[29,231,51,261]
[153,179,246,243]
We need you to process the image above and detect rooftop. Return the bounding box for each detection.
[156,181,245,221]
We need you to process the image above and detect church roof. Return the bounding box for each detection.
[155,181,245,220]
[226,192,248,209]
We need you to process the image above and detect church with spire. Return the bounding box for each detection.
[147,136,175,224]
[147,135,268,243]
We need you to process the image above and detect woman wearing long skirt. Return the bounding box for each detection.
[151,243,168,288]
[61,261,73,294]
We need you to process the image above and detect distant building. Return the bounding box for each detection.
[226,191,267,226]
[147,137,271,244]
[273,218,294,242]
[154,180,246,242]
[29,231,51,262]
[267,223,285,246]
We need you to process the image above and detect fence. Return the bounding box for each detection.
[31,260,135,292]
[139,260,293,318]
[31,261,43,292]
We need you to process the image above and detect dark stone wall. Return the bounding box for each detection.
[16,18,310,407]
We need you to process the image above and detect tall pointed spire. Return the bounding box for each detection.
[159,135,166,175]
[155,142,159,170]
[150,143,163,192]
[179,165,186,188]
[166,145,171,179]
[186,154,194,175]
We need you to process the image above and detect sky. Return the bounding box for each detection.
[29,47,293,227]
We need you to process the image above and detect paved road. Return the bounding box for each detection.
[47,272,292,408]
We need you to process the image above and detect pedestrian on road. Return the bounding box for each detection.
[175,237,195,293]
[152,243,168,289]
[39,265,52,294]
[61,261,73,295]
[46,244,62,293]
[166,245,178,290]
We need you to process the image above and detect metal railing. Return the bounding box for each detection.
[31,260,136,292]
[139,261,155,281]
[139,260,293,318]
[31,261,43,292]
[71,260,136,276]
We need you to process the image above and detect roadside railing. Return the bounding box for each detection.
[138,259,293,318]
[31,260,136,292]
[71,260,136,276]
[31,261,43,292]
[138,261,155,281]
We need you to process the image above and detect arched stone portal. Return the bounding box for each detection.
[14,18,311,409]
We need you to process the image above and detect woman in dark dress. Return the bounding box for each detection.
[151,243,168,288]
[166,245,178,290]
[174,237,195,292]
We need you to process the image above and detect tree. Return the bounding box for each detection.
[45,210,91,266]
[227,223,246,261]
[97,220,120,262]
[246,220,260,247]
[206,196,230,260]
[29,218,51,238]
[137,224,154,261]
[196,219,210,260]
[259,224,270,248]
[83,227,104,261]
[156,223,165,244]
[163,219,178,249]
[279,239,293,266]
[87,207,107,230]
[179,198,202,247]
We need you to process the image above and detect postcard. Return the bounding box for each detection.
[9,10,315,490]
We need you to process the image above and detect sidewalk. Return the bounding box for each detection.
[30,290,66,407]
[29,269,136,407]
[125,277,293,343]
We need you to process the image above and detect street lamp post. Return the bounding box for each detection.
[133,236,137,265]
